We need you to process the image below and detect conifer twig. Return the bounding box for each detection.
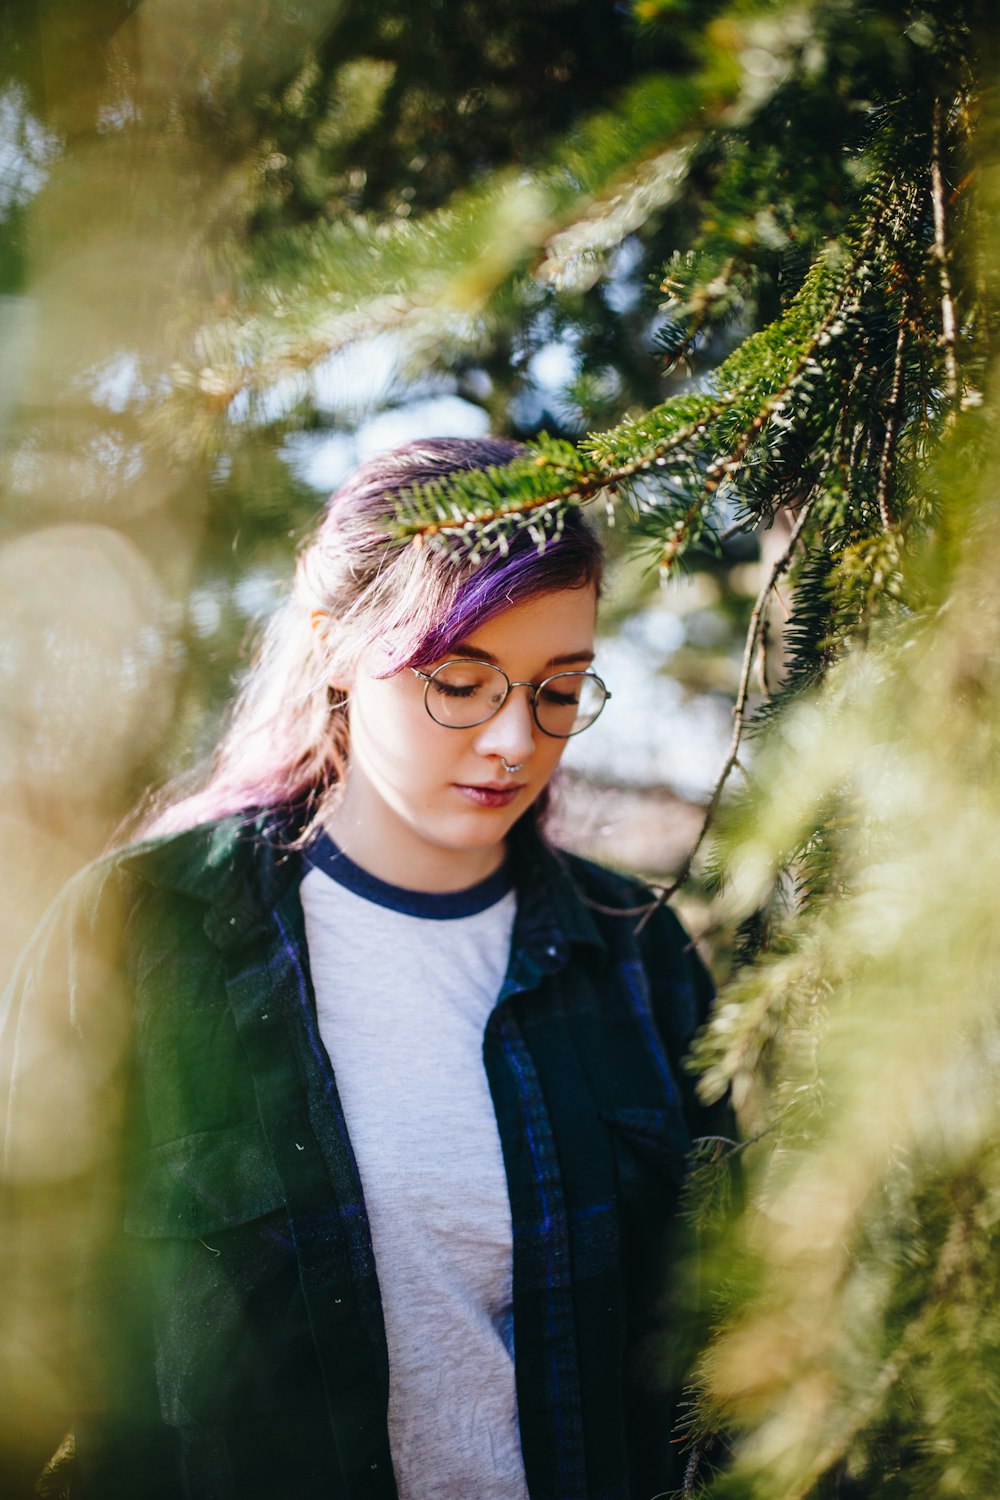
[399,408,738,542]
[634,493,818,932]
[400,210,890,549]
[652,273,880,571]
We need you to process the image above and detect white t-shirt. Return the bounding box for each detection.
[300,835,528,1500]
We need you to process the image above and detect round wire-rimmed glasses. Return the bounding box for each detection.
[411,660,611,738]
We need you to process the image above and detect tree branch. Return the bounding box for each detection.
[400,210,891,550]
[652,274,878,571]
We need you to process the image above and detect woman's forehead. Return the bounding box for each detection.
[449,585,597,665]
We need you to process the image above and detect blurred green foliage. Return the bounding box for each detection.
[3,1,1000,1493]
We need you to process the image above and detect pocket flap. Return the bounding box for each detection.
[601,1105,691,1182]
[125,1118,286,1238]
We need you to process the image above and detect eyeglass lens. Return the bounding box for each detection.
[425,661,607,736]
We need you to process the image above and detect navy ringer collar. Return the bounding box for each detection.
[304,831,515,920]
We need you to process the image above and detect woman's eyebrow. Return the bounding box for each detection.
[449,644,596,668]
[545,649,596,668]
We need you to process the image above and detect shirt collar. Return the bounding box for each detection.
[121,808,303,951]
[124,806,607,961]
[503,815,607,990]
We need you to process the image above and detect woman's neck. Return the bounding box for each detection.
[322,790,508,894]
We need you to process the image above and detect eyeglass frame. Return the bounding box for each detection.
[410,660,611,739]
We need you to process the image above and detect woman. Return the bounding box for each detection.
[3,438,728,1500]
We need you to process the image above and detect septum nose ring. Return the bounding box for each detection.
[501,758,526,774]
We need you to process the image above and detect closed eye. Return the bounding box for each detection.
[431,681,479,699]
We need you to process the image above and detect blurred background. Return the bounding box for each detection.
[5,1,1000,1495]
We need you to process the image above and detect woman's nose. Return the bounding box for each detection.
[473,687,536,766]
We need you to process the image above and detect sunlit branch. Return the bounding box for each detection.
[404,231,883,552]
[931,97,960,416]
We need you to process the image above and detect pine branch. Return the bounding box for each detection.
[394,238,873,555]
[650,272,865,571]
[394,155,941,569]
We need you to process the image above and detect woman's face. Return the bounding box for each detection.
[327,584,598,891]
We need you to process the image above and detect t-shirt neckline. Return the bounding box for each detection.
[304,831,515,920]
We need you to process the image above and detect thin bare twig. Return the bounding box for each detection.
[875,297,910,531]
[717,515,759,546]
[634,493,818,934]
[756,607,772,698]
[773,584,792,622]
[930,97,960,416]
[582,892,670,918]
[692,1125,775,1161]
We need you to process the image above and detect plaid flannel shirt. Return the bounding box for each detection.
[1,810,730,1500]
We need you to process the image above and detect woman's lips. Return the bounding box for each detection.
[453,783,524,808]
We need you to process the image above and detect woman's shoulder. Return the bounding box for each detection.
[555,844,658,908]
[528,828,692,951]
[112,809,268,890]
[7,813,271,984]
[535,835,713,1017]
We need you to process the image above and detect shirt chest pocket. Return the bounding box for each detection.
[125,1118,286,1238]
[601,1105,694,1299]
[124,1120,318,1426]
[602,1104,692,1231]
[601,1105,692,1186]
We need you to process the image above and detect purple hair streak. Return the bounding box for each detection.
[398,508,602,673]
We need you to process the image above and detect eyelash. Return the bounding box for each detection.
[431,682,580,707]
